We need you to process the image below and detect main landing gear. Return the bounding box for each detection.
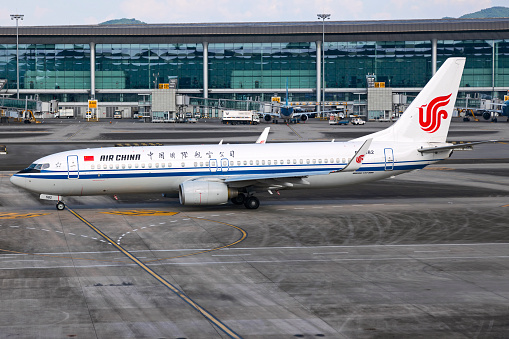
[231,193,260,209]
[56,201,66,210]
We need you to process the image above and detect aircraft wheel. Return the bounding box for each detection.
[56,201,66,211]
[231,193,246,205]
[244,196,260,209]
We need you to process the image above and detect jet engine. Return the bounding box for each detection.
[300,114,308,121]
[179,181,238,205]
[264,114,272,122]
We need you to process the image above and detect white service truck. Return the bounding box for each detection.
[222,110,260,125]
[55,108,74,118]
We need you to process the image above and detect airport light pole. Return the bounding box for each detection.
[10,14,24,100]
[317,13,330,117]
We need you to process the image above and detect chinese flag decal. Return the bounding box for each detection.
[84,156,94,162]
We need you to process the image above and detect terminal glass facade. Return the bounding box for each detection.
[323,41,432,88]
[208,42,317,89]
[437,40,493,87]
[0,44,90,90]
[0,38,508,102]
[95,44,203,90]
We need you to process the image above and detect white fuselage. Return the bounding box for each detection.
[10,141,449,197]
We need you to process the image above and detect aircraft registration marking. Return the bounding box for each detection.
[100,210,179,216]
[0,212,50,220]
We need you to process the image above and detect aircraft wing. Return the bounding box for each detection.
[222,139,372,189]
[223,170,331,190]
[418,140,497,153]
[224,169,332,184]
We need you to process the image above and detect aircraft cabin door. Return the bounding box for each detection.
[384,148,394,171]
[67,155,79,179]
[209,159,219,172]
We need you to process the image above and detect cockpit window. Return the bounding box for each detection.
[23,163,49,171]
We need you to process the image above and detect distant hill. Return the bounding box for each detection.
[457,6,509,19]
[99,18,146,25]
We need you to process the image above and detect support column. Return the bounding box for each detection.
[203,41,208,116]
[492,41,496,98]
[90,42,96,99]
[316,40,322,115]
[432,38,437,76]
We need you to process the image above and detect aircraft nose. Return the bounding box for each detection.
[10,174,25,189]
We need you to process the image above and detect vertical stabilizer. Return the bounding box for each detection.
[354,57,465,143]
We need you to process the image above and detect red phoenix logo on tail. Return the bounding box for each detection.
[418,93,452,133]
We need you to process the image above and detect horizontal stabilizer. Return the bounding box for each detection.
[418,140,497,153]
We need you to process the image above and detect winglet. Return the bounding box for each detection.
[340,138,373,172]
[256,127,270,144]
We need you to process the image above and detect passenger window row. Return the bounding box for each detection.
[88,158,350,170]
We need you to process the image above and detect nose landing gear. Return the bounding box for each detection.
[56,201,66,210]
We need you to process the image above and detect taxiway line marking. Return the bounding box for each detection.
[144,217,248,262]
[287,124,302,138]
[67,207,242,339]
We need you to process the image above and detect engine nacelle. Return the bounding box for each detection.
[179,181,237,205]
[300,114,308,121]
[264,114,272,122]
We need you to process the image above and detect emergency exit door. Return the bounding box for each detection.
[67,155,79,179]
[384,148,394,171]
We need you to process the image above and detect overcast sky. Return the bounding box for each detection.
[1,0,508,26]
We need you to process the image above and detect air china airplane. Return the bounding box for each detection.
[10,57,489,211]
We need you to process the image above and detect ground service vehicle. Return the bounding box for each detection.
[55,109,74,119]
[351,118,366,125]
[222,110,260,125]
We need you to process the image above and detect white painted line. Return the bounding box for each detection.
[313,252,349,255]
[26,242,509,256]
[41,229,50,232]
[5,254,509,270]
[10,226,19,228]
[55,231,63,233]
[68,233,75,235]
[26,227,36,230]
[212,254,252,257]
[414,250,451,253]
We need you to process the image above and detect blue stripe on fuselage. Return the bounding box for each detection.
[12,160,438,180]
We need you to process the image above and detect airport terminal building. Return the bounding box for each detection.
[0,18,508,117]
